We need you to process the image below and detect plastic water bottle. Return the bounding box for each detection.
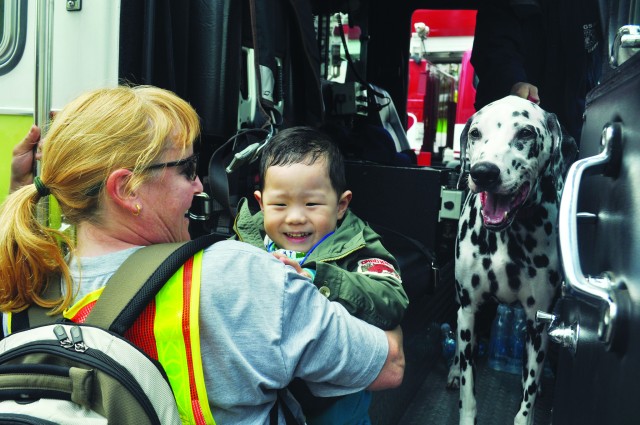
[440,323,457,367]
[488,304,513,372]
[507,305,527,375]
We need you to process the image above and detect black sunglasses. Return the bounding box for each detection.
[144,153,199,181]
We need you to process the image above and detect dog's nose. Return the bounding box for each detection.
[470,162,501,189]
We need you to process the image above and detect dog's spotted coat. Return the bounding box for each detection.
[447,96,577,425]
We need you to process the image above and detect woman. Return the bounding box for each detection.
[0,85,404,424]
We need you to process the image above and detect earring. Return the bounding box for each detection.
[133,204,141,216]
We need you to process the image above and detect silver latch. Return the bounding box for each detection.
[66,0,81,11]
[536,311,580,355]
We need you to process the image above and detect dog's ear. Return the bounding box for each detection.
[457,116,473,189]
[545,112,562,152]
[546,112,579,197]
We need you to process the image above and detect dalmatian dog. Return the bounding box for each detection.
[447,95,577,425]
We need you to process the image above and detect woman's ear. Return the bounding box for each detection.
[254,190,264,211]
[105,168,139,214]
[337,190,352,219]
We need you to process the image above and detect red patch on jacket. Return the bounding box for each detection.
[357,258,401,282]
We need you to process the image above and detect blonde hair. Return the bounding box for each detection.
[0,85,200,314]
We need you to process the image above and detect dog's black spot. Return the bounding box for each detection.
[533,255,549,268]
[507,237,527,262]
[549,269,560,286]
[482,257,492,270]
[506,262,522,290]
[524,235,537,252]
[512,139,525,151]
[527,139,540,159]
[475,227,498,255]
[459,220,468,242]
[471,274,481,288]
[544,221,553,235]
[522,110,530,119]
[540,174,556,203]
[512,111,521,117]
[528,267,537,278]
[528,381,538,395]
[459,289,472,308]
[461,329,472,342]
[468,204,478,229]
[462,376,466,386]
[530,369,536,378]
[533,333,543,351]
[526,296,536,307]
[490,278,499,294]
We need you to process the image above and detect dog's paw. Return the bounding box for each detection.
[459,411,476,425]
[514,410,534,425]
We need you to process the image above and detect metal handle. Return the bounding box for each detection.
[558,123,621,345]
[610,25,640,67]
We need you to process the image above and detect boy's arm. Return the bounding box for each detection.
[312,232,409,330]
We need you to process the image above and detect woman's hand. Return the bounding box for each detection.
[10,125,42,193]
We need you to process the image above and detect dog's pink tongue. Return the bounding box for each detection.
[481,192,509,224]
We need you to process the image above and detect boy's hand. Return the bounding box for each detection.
[271,252,313,280]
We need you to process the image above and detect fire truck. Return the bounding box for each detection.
[1,1,639,423]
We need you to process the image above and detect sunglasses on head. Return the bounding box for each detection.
[144,153,199,181]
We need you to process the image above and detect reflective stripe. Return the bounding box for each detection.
[20,251,216,424]
[64,287,104,323]
[155,254,213,424]
[189,251,214,423]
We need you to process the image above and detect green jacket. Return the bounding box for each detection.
[232,198,409,330]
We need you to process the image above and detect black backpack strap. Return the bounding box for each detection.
[83,233,220,334]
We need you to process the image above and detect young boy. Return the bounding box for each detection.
[232,126,409,424]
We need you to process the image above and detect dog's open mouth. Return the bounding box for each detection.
[479,182,531,230]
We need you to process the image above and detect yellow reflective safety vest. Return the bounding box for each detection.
[59,251,213,424]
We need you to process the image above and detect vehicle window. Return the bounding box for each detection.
[0,0,27,76]
[406,9,477,161]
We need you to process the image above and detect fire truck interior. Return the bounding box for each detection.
[116,1,555,423]
[3,0,628,423]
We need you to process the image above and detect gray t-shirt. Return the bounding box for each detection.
[65,240,388,424]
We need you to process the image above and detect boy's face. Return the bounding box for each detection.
[255,160,351,253]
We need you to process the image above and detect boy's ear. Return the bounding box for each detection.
[105,168,139,214]
[337,190,352,219]
[254,190,264,211]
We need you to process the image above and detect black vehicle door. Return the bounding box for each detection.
[548,2,640,424]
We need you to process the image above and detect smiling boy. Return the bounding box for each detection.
[233,126,408,424]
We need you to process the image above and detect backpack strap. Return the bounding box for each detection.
[84,233,221,335]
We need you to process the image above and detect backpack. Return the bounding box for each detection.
[0,234,220,425]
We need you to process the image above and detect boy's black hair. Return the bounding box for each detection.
[258,126,347,195]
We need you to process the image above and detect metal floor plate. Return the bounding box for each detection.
[372,352,555,425]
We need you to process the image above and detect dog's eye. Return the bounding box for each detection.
[518,128,535,139]
[469,128,482,139]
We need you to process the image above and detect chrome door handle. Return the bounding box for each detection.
[558,123,622,346]
[610,25,640,67]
